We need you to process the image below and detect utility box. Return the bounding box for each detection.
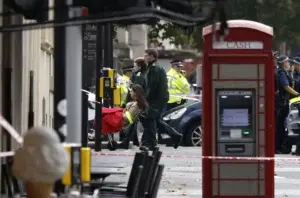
[202,20,275,198]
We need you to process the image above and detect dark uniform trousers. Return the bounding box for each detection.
[141,107,163,148]
[293,72,300,154]
[275,69,292,151]
[275,102,289,151]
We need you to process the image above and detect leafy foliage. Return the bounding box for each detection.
[148,23,190,47]
[148,0,300,51]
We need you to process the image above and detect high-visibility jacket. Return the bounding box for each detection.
[122,75,130,81]
[116,74,130,106]
[290,96,300,104]
[167,68,190,104]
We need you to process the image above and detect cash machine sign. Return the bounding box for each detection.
[213,41,263,49]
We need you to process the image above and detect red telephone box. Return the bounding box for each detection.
[202,20,275,198]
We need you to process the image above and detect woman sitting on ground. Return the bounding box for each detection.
[101,84,148,133]
[122,84,149,127]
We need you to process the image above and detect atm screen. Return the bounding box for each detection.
[217,90,255,139]
[222,108,249,127]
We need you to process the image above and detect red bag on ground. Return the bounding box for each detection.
[101,107,123,134]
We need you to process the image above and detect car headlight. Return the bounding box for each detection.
[163,108,187,121]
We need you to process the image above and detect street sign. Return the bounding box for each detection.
[82,24,97,88]
[213,41,263,49]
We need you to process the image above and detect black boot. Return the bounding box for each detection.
[118,138,130,149]
[119,123,137,149]
[173,133,183,149]
[139,146,150,152]
[157,119,182,149]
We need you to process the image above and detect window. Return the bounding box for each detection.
[42,98,46,126]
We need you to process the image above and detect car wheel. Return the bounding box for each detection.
[185,122,202,146]
[88,129,95,141]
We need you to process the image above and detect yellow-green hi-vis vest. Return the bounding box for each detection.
[167,68,190,104]
[116,74,129,106]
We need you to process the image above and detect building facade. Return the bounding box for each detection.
[115,24,148,67]
[0,0,54,147]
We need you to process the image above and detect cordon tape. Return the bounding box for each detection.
[91,152,300,162]
[0,114,23,157]
[1,110,299,163]
[0,114,23,144]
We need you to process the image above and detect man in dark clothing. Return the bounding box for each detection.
[288,57,295,93]
[125,57,147,103]
[187,71,196,84]
[141,48,169,150]
[276,55,300,154]
[293,57,300,93]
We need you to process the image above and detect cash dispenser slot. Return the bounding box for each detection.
[225,144,245,153]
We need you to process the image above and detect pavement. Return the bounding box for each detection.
[92,146,300,198]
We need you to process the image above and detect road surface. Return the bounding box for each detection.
[92,146,300,198]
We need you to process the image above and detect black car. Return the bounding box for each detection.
[160,101,202,146]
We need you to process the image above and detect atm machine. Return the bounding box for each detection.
[217,90,255,156]
[202,20,275,198]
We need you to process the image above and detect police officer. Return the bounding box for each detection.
[166,60,190,111]
[116,72,130,107]
[141,48,169,150]
[290,57,300,155]
[276,55,300,153]
[274,52,279,102]
[289,57,295,91]
[293,57,300,93]
[122,66,132,81]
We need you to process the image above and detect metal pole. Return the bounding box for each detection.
[28,70,34,128]
[65,0,82,144]
[53,0,67,142]
[94,25,104,151]
[82,24,97,147]
[104,24,114,69]
[53,0,67,194]
[81,92,88,147]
